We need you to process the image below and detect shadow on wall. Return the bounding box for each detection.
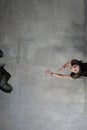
[0,50,13,93]
[0,50,3,57]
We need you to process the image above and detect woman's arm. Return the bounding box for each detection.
[58,61,71,71]
[63,61,71,68]
[45,70,73,80]
[52,73,73,79]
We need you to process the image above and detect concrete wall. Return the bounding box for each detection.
[0,0,87,130]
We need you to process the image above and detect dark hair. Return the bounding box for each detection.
[80,70,87,77]
[70,59,87,79]
[79,61,87,77]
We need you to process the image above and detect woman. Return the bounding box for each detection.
[45,59,87,79]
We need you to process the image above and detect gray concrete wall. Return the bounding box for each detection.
[0,0,87,130]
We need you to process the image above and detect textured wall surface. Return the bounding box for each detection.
[0,0,87,130]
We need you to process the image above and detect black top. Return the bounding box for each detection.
[70,59,87,79]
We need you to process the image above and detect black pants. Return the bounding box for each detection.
[0,66,13,93]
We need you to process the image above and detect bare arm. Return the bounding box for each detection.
[63,61,71,68]
[52,73,73,80]
[58,61,71,71]
[45,70,73,80]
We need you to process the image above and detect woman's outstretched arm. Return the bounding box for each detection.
[45,70,73,80]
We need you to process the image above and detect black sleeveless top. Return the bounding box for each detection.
[70,59,87,79]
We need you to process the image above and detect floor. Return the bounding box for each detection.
[0,0,87,130]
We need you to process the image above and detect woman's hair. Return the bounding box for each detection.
[80,70,87,77]
[79,61,87,77]
[71,59,87,79]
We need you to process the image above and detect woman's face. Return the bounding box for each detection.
[70,65,80,73]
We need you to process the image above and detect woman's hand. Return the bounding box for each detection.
[45,70,53,76]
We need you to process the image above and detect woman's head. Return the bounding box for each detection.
[70,64,80,73]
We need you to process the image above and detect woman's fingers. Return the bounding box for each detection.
[45,70,51,74]
[45,70,53,75]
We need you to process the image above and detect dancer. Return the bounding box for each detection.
[46,59,87,79]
